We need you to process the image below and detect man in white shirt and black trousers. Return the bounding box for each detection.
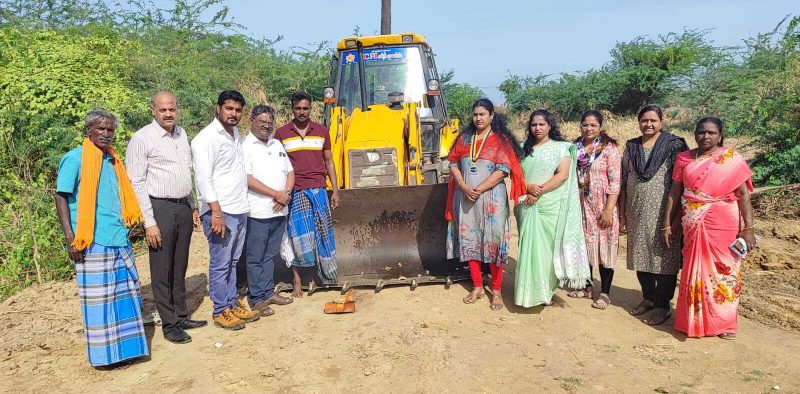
[191,90,260,330]
[126,91,206,344]
[240,104,294,317]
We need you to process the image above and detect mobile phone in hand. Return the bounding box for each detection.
[729,238,747,259]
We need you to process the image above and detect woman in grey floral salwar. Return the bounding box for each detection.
[620,105,688,326]
[446,99,526,311]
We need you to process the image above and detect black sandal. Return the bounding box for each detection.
[629,300,655,316]
[643,308,671,325]
[592,294,611,310]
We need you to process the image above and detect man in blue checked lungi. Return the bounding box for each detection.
[55,109,149,368]
[275,92,340,297]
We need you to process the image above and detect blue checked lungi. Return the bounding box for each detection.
[76,243,149,366]
[288,188,338,284]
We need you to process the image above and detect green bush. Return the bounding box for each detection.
[500,30,716,118]
[680,17,800,185]
[440,70,484,126]
[0,0,332,298]
[0,27,143,297]
[499,16,799,186]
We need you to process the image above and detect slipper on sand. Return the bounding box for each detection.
[629,300,655,316]
[567,289,592,299]
[591,294,611,310]
[643,309,671,325]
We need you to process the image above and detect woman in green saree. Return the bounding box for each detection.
[514,109,591,308]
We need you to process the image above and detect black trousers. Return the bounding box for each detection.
[149,197,193,332]
[586,266,615,294]
[636,271,678,309]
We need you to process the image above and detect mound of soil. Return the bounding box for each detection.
[739,217,800,332]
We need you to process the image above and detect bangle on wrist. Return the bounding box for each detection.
[741,225,754,231]
[661,225,671,231]
[212,213,223,218]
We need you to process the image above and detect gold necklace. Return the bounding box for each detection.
[694,147,718,160]
[469,129,491,169]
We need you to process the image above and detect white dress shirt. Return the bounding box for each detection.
[241,132,294,219]
[191,118,249,215]
[125,120,195,228]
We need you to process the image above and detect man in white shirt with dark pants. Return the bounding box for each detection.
[241,104,294,316]
[191,90,260,330]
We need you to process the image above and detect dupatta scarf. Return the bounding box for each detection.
[625,132,688,182]
[445,132,526,221]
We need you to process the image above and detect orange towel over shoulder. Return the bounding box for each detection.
[71,138,143,251]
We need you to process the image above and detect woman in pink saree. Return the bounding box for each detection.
[663,117,756,338]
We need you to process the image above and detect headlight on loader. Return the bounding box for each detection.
[323,87,335,104]
[427,79,440,96]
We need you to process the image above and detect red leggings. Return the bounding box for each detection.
[468,260,503,291]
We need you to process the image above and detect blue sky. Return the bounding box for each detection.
[195,0,796,102]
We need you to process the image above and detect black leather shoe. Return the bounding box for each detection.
[179,318,208,330]
[164,327,192,344]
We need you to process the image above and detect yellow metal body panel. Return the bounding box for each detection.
[335,103,422,188]
[439,119,459,159]
[336,33,429,50]
[327,105,346,188]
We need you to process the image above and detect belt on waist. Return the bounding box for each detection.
[150,196,190,204]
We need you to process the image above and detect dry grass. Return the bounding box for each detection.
[632,343,686,365]
[503,110,765,160]
[752,186,800,220]
[504,110,694,146]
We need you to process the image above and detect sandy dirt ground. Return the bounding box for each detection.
[3,207,800,393]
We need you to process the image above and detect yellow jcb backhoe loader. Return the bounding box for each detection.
[275,33,465,293]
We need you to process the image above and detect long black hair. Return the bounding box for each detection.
[457,98,523,159]
[522,108,565,157]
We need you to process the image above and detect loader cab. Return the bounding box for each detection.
[336,45,441,120]
[324,33,454,172]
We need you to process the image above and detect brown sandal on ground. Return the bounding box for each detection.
[718,332,737,340]
[591,294,611,310]
[463,288,485,304]
[490,292,505,311]
[643,308,671,325]
[567,288,593,299]
[629,300,655,316]
[252,301,275,317]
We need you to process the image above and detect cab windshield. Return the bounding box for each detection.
[337,46,427,114]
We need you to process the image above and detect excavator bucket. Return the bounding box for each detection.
[273,184,466,291]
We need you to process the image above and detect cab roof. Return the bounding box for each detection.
[336,33,429,50]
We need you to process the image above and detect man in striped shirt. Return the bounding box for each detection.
[126,91,206,344]
[275,92,340,297]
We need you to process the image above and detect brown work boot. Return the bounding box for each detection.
[231,305,260,323]
[252,301,275,317]
[213,309,245,330]
[266,293,293,305]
